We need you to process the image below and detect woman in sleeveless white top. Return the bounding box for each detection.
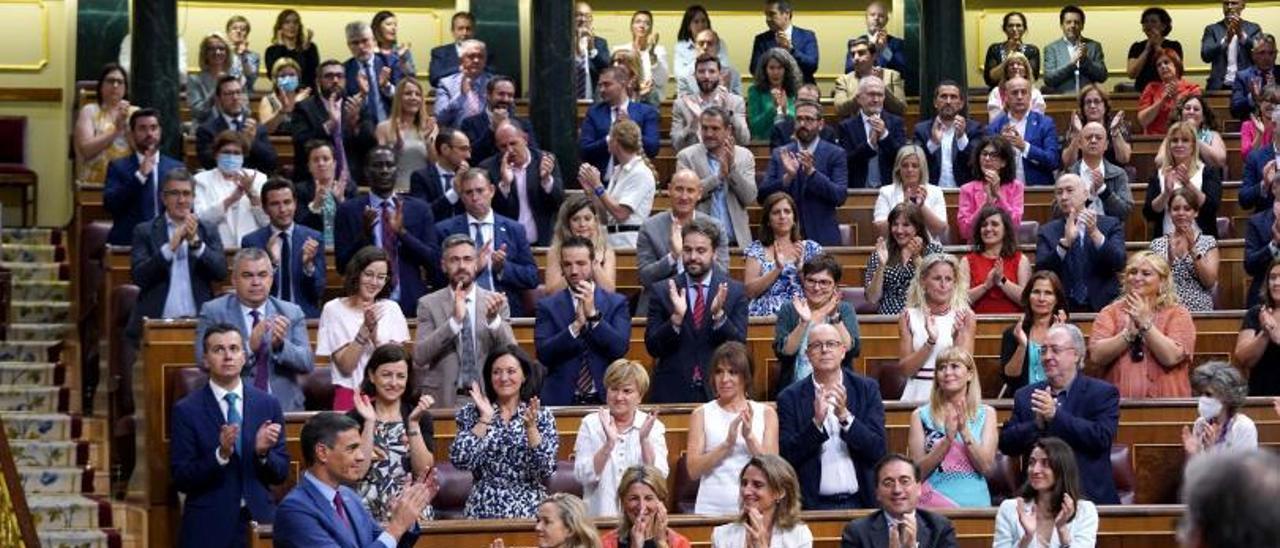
[897,254,977,402]
[694,399,767,515]
[902,308,957,402]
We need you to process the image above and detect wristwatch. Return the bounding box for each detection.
[586,311,603,323]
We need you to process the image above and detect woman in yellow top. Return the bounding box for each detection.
[75,64,137,183]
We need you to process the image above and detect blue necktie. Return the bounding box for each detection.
[224,392,242,454]
[1067,233,1089,307]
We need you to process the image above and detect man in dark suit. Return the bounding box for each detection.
[750,1,819,84]
[1036,174,1126,313]
[578,66,660,173]
[434,169,539,317]
[104,108,183,245]
[759,99,849,247]
[986,77,1060,187]
[170,324,289,548]
[1240,98,1280,212]
[242,179,326,319]
[1200,0,1263,91]
[913,81,984,189]
[274,412,432,548]
[999,323,1120,505]
[534,235,631,406]
[291,59,377,186]
[645,219,749,404]
[1230,41,1278,120]
[840,455,958,547]
[778,323,885,510]
[429,11,493,88]
[434,40,494,127]
[573,2,611,100]
[127,169,228,341]
[838,75,906,189]
[460,75,538,164]
[334,146,439,317]
[343,21,401,123]
[195,76,278,173]
[195,248,313,414]
[1243,179,1280,307]
[479,121,562,247]
[409,127,471,222]
[771,84,840,147]
[844,1,908,80]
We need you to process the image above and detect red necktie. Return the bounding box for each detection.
[693,284,706,329]
[334,492,352,530]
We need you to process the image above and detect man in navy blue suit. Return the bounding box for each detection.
[170,324,289,548]
[1228,38,1278,120]
[195,76,278,173]
[999,323,1120,505]
[241,179,326,319]
[750,1,819,84]
[479,121,563,247]
[845,1,908,78]
[1239,86,1279,212]
[104,108,183,245]
[274,412,433,548]
[335,146,439,317]
[986,77,1060,186]
[645,218,749,403]
[1036,174,1126,312]
[434,169,539,317]
[838,75,906,189]
[1244,177,1280,307]
[343,21,401,123]
[409,127,471,222]
[913,81,985,188]
[534,235,631,406]
[778,323,886,510]
[759,99,849,247]
[290,60,377,186]
[573,2,612,100]
[578,66,660,173]
[428,12,493,88]
[460,76,538,164]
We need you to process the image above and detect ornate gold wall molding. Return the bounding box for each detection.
[0,0,49,72]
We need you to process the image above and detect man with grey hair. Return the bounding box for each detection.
[194,247,313,411]
[435,39,494,126]
[1036,173,1126,312]
[999,322,1121,504]
[343,20,400,122]
[1179,449,1280,548]
[837,74,905,189]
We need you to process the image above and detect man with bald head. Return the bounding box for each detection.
[1036,174,1126,312]
[778,322,886,509]
[1064,121,1134,220]
[838,75,906,189]
[636,169,729,314]
[986,76,1060,186]
[460,75,538,163]
[478,121,563,246]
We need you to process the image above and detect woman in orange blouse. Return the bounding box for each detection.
[1136,48,1200,136]
[1088,251,1195,398]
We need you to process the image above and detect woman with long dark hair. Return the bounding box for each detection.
[993,437,1099,547]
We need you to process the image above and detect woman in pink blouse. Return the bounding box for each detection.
[957,135,1024,243]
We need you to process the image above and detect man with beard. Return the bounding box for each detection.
[409,127,471,222]
[838,75,906,189]
[335,146,439,317]
[480,121,563,247]
[414,233,515,407]
[840,455,957,546]
[104,108,184,245]
[645,218,748,403]
[435,39,494,127]
[750,0,818,84]
[291,59,377,186]
[636,170,729,314]
[986,76,1060,187]
[770,84,840,148]
[671,55,749,151]
[677,109,757,248]
[534,235,631,406]
[912,81,985,188]
[241,179,327,319]
[833,37,905,118]
[460,76,538,163]
[759,99,848,246]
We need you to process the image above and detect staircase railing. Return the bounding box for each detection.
[0,417,42,547]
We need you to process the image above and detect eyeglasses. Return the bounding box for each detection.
[980,150,1001,158]
[163,190,194,198]
[806,340,842,353]
[803,278,835,288]
[103,77,126,86]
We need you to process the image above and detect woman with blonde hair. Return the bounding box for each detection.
[376,78,437,192]
[986,52,1046,121]
[873,144,947,238]
[189,33,237,123]
[74,63,136,183]
[898,253,977,402]
[545,194,617,293]
[577,119,656,250]
[258,57,311,134]
[710,454,811,547]
[574,360,669,517]
[908,347,997,508]
[611,10,669,105]
[1088,251,1196,398]
[600,466,692,548]
[265,9,320,88]
[499,493,601,548]
[1143,121,1222,239]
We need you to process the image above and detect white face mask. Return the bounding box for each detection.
[1197,396,1223,420]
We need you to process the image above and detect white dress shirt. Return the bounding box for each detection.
[572,410,670,517]
[813,378,859,496]
[208,380,245,466]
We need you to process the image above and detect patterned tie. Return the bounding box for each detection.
[1067,233,1089,307]
[379,201,400,290]
[333,492,352,530]
[367,61,385,122]
[693,284,707,329]
[575,59,589,99]
[463,81,483,119]
[249,310,270,391]
[459,307,477,388]
[149,169,161,218]
[277,232,292,301]
[224,392,242,454]
[332,123,349,184]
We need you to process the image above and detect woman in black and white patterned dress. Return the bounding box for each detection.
[1148,187,1218,311]
[866,203,944,315]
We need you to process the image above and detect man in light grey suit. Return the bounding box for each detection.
[414,233,515,408]
[636,169,729,314]
[1200,0,1263,90]
[677,106,757,248]
[670,55,750,151]
[1041,6,1107,95]
[195,248,314,412]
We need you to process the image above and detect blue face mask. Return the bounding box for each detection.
[278,75,299,93]
[217,153,244,173]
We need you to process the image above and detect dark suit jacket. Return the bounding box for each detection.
[841,508,957,548]
[427,42,497,88]
[844,35,908,75]
[274,472,419,548]
[1034,216,1126,312]
[1244,209,1278,308]
[578,101,660,173]
[290,95,377,186]
[127,216,228,340]
[459,111,539,165]
[195,112,279,173]
[241,224,326,318]
[334,194,439,316]
[169,383,289,548]
[758,139,849,246]
[777,368,885,510]
[912,117,985,186]
[103,153,185,245]
[986,112,1061,186]
[478,148,564,247]
[839,111,907,189]
[434,213,539,317]
[534,287,631,406]
[1200,19,1264,90]
[770,117,841,148]
[1231,65,1280,120]
[1142,169,1222,239]
[343,55,402,121]
[750,27,819,83]
[407,162,466,223]
[998,375,1121,505]
[1242,145,1279,212]
[644,271,749,403]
